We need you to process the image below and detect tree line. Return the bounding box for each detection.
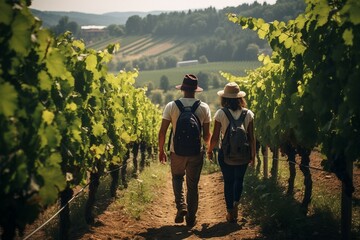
[48,0,305,66]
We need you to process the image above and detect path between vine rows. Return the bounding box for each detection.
[23,151,360,239]
[77,171,262,240]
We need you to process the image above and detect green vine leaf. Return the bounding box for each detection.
[313,0,331,28]
[279,33,288,43]
[38,153,65,205]
[93,122,106,137]
[46,50,67,79]
[342,29,353,46]
[85,54,97,71]
[42,110,55,125]
[0,1,12,24]
[0,82,18,117]
[10,13,33,56]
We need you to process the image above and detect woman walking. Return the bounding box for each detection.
[207,82,255,222]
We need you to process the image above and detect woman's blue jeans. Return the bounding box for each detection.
[218,149,248,210]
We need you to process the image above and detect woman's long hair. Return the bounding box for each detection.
[221,97,247,111]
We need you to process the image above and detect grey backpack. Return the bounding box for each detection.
[221,108,250,165]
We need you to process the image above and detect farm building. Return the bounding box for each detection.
[81,25,109,44]
[176,60,198,67]
[81,25,108,40]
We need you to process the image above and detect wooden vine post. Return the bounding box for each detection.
[341,160,353,240]
[263,146,268,179]
[271,148,279,180]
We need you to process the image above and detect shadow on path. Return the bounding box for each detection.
[138,225,192,240]
[193,222,244,238]
[138,221,244,240]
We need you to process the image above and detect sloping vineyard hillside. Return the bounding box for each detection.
[87,35,192,62]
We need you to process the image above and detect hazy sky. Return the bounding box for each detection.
[31,0,277,14]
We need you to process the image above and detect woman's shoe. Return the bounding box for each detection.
[233,202,239,221]
[226,211,236,223]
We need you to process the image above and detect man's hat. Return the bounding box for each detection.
[175,74,203,92]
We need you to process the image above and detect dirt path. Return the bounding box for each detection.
[21,151,359,239]
[78,172,261,240]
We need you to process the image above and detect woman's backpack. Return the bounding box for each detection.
[221,108,250,165]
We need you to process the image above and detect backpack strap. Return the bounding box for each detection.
[191,100,202,129]
[168,100,184,151]
[175,99,201,113]
[222,107,235,123]
[237,109,248,126]
[174,99,185,112]
[222,108,248,126]
[191,100,201,113]
[167,129,172,152]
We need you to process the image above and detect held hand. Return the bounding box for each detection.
[249,158,255,167]
[207,151,214,162]
[159,150,167,164]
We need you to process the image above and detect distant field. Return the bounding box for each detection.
[134,61,261,88]
[88,37,261,108]
[87,35,194,62]
[86,36,122,50]
[132,61,261,111]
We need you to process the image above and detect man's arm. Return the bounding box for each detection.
[202,122,211,149]
[158,119,171,163]
[202,104,212,149]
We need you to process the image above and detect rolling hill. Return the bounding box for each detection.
[29,9,165,27]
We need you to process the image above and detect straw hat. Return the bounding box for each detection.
[175,74,203,92]
[217,82,246,98]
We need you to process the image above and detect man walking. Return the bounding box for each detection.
[158,74,211,227]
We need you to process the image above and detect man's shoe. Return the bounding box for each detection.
[175,209,187,223]
[186,217,197,228]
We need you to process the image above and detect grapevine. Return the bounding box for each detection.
[227,0,360,170]
[0,0,161,239]
[226,0,359,237]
